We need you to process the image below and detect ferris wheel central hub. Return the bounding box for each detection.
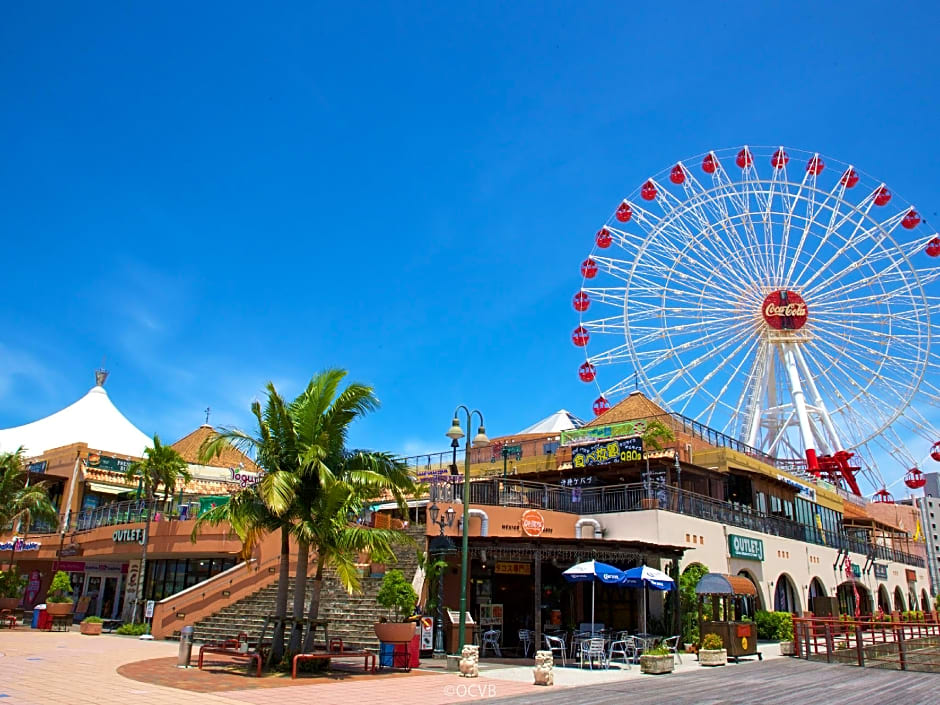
[761,290,808,330]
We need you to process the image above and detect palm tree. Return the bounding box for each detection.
[158,456,192,513]
[0,448,57,569]
[124,435,188,624]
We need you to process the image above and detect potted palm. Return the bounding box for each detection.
[698,633,727,666]
[45,570,74,616]
[80,615,104,635]
[374,569,418,643]
[0,567,26,611]
[640,643,675,674]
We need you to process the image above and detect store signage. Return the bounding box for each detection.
[58,561,87,572]
[494,561,532,576]
[572,437,643,468]
[906,569,917,583]
[775,474,817,502]
[0,538,40,551]
[761,290,808,330]
[25,570,42,604]
[852,564,861,578]
[112,528,146,545]
[27,460,47,473]
[60,543,83,557]
[728,534,764,561]
[230,467,265,488]
[145,600,155,619]
[560,476,596,487]
[561,420,648,446]
[873,564,888,580]
[521,510,545,537]
[87,452,133,474]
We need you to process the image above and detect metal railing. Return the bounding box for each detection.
[427,477,925,568]
[794,615,940,671]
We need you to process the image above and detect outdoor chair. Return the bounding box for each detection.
[481,629,502,657]
[662,635,682,664]
[518,629,533,657]
[580,638,609,670]
[544,634,566,666]
[570,631,591,658]
[608,637,636,666]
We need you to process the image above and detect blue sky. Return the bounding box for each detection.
[1,2,939,478]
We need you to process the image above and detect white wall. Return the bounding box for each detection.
[584,509,930,614]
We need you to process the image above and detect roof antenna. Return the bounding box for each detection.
[95,357,109,387]
[204,407,211,426]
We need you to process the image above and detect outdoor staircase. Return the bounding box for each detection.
[187,525,425,650]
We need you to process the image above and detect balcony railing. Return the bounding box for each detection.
[427,477,925,569]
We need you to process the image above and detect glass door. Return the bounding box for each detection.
[84,576,102,616]
[101,577,119,620]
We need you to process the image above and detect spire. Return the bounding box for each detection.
[95,368,109,387]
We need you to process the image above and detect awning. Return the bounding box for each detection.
[85,481,134,495]
[370,499,429,511]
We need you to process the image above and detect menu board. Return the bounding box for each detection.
[479,603,503,627]
[446,609,475,625]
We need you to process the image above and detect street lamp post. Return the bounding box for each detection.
[445,406,489,655]
[428,503,456,657]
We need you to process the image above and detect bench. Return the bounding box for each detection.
[197,644,262,677]
[291,640,377,679]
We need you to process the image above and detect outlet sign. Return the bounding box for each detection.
[728,534,764,561]
[112,528,146,545]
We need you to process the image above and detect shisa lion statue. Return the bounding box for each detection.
[533,650,554,686]
[459,644,480,677]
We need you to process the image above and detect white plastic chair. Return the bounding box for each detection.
[544,634,566,666]
[580,637,609,669]
[481,629,502,657]
[608,637,636,666]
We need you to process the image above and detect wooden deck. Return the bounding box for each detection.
[487,657,940,704]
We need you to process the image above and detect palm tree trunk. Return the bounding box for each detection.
[302,558,325,653]
[270,526,290,664]
[288,541,309,656]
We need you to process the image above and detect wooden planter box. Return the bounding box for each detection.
[640,654,674,674]
[779,641,795,656]
[699,648,727,666]
[80,622,103,636]
[45,602,74,617]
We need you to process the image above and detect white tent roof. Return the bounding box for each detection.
[518,409,585,435]
[0,381,151,458]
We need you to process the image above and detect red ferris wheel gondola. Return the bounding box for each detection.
[904,468,926,489]
[592,396,610,416]
[872,488,894,504]
[596,227,612,248]
[578,362,596,383]
[926,237,940,258]
[573,291,590,312]
[932,441,940,461]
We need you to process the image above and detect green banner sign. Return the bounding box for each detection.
[728,534,764,561]
[198,495,231,517]
[561,420,648,446]
[86,452,133,474]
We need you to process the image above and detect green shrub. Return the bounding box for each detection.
[701,633,723,650]
[116,623,149,636]
[754,610,793,641]
[0,567,27,599]
[644,643,671,656]
[46,571,73,604]
[376,570,417,621]
[81,616,104,624]
[679,563,709,645]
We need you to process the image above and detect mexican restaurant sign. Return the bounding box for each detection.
[572,437,643,468]
[494,561,532,576]
[728,534,764,561]
[521,510,545,537]
[561,419,648,446]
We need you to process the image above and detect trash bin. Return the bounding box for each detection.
[31,605,46,629]
[178,626,195,667]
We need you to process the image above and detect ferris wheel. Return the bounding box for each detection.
[572,145,940,496]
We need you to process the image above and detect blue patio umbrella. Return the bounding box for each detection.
[562,560,625,635]
[620,565,675,634]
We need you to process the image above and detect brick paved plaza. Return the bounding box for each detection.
[3,630,939,705]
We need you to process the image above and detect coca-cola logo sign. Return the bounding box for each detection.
[761,290,808,330]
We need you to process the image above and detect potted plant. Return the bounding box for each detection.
[777,612,795,656]
[698,633,727,666]
[80,616,103,635]
[373,569,418,644]
[45,570,75,616]
[639,643,675,674]
[0,567,26,610]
